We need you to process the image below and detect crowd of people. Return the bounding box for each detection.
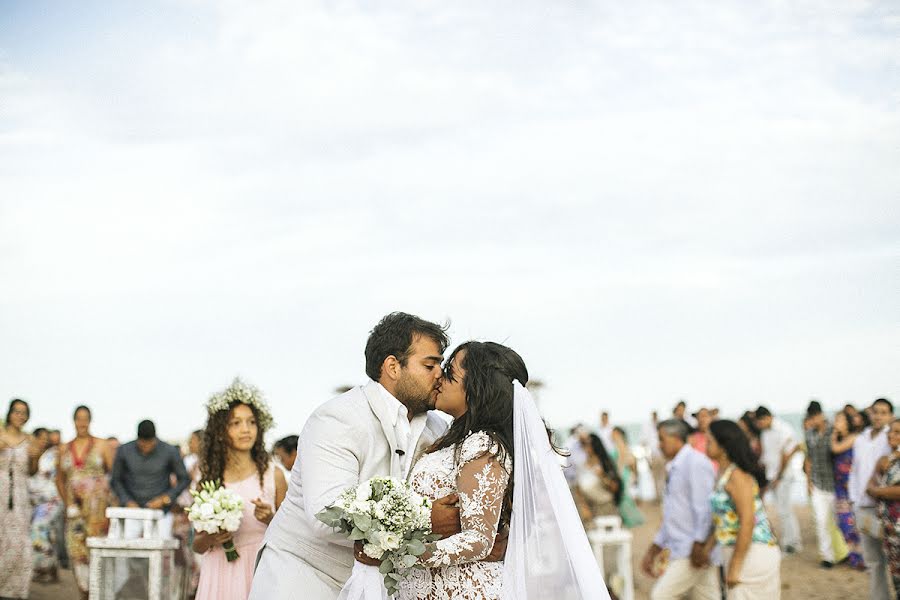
[1,386,898,600]
[0,394,300,600]
[566,398,899,600]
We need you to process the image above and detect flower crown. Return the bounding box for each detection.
[206,377,275,431]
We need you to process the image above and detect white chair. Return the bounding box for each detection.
[87,507,181,600]
[588,516,634,600]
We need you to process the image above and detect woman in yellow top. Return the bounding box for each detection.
[703,420,781,599]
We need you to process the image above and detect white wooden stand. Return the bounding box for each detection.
[587,516,634,600]
[87,507,180,600]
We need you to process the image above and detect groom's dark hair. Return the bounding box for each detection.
[365,312,450,381]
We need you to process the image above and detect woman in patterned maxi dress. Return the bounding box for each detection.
[57,405,113,598]
[1,399,40,599]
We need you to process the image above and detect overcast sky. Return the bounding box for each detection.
[1,0,898,444]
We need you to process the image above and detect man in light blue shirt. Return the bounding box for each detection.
[640,419,719,600]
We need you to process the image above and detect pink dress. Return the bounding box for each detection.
[195,465,275,600]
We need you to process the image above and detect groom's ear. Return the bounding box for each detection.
[382,355,402,382]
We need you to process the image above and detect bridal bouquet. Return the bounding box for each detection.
[316,476,437,596]
[187,480,244,562]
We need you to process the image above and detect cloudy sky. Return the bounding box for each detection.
[1,0,898,443]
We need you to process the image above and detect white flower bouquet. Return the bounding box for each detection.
[188,480,244,562]
[317,476,437,596]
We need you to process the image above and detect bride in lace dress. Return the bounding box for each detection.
[396,341,524,600]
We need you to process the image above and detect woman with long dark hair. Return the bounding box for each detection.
[395,341,607,600]
[0,398,41,599]
[575,431,622,522]
[193,379,287,600]
[705,420,780,599]
[832,409,865,569]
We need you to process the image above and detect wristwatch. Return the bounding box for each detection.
[162,495,172,507]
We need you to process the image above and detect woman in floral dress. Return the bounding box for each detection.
[867,419,900,598]
[1,399,41,599]
[832,410,865,569]
[56,405,113,598]
[29,431,62,582]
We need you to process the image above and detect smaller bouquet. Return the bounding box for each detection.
[188,480,244,561]
[316,476,437,596]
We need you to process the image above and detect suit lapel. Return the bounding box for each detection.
[363,381,401,478]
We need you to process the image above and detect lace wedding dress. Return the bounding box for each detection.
[397,431,511,600]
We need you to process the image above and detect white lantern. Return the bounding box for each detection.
[87,507,181,600]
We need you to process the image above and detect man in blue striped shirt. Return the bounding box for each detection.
[640,419,719,600]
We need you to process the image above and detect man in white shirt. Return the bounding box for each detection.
[848,398,894,600]
[598,411,615,453]
[755,405,802,552]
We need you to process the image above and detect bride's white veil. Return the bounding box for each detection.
[501,381,611,600]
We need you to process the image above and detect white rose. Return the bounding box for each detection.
[349,500,372,515]
[199,503,215,519]
[355,481,372,502]
[221,513,242,532]
[363,543,384,560]
[377,531,402,551]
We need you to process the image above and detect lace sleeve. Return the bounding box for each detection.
[419,432,510,568]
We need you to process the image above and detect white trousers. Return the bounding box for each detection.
[650,558,719,600]
[722,544,781,600]
[854,507,891,600]
[809,486,835,562]
[772,477,801,550]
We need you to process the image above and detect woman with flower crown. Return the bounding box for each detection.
[194,378,287,600]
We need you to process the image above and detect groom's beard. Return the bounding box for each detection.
[395,375,434,416]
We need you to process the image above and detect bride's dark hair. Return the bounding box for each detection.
[429,341,550,529]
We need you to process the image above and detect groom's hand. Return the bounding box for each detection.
[483,529,508,562]
[430,493,461,538]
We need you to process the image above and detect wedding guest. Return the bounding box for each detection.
[611,427,644,527]
[689,408,713,457]
[56,405,114,598]
[849,398,894,600]
[642,411,665,500]
[867,418,900,599]
[673,400,694,431]
[574,431,622,523]
[755,406,802,553]
[175,429,204,598]
[111,420,190,539]
[832,409,865,569]
[564,424,588,486]
[184,429,203,486]
[194,379,286,600]
[641,419,718,600]
[706,420,781,599]
[803,401,838,568]
[46,428,68,569]
[0,399,41,599]
[29,426,63,583]
[273,435,299,472]
[738,413,762,458]
[599,411,615,452]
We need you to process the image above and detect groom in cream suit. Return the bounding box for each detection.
[249,313,457,599]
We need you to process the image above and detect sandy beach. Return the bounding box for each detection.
[30,500,872,600]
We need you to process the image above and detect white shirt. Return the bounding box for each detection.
[376,382,428,479]
[598,425,614,452]
[759,418,799,480]
[848,426,891,507]
[641,419,661,458]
